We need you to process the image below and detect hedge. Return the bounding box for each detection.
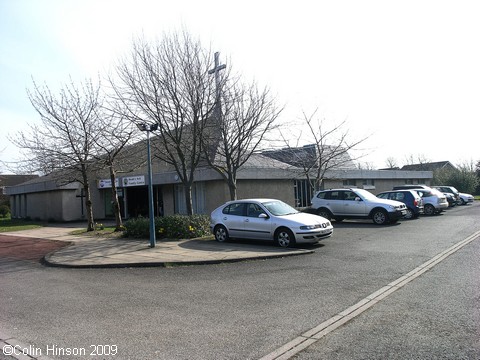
[124,214,211,239]
[0,205,10,218]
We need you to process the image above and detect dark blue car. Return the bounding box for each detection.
[376,190,424,219]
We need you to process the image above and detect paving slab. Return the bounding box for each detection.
[1,225,314,268]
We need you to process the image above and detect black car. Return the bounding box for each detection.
[433,186,460,205]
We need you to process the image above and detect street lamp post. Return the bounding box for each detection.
[137,122,158,248]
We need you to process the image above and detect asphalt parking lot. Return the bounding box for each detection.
[1,202,479,360]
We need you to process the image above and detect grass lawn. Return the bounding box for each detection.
[70,226,125,238]
[0,217,44,232]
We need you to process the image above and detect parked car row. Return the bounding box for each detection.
[209,186,474,248]
[311,185,473,224]
[391,185,449,215]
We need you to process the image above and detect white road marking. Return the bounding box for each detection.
[259,230,480,360]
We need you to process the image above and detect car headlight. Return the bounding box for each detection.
[300,225,317,230]
[300,222,331,230]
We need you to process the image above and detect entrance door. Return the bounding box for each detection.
[104,189,125,219]
[126,186,162,218]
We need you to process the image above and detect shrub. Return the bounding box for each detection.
[123,217,150,238]
[0,205,10,218]
[124,214,211,240]
[433,165,479,194]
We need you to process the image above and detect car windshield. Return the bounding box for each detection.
[262,200,298,216]
[354,189,378,201]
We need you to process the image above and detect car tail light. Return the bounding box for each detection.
[414,199,418,206]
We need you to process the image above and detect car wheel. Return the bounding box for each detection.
[316,208,332,220]
[404,208,414,220]
[372,209,388,225]
[274,228,295,248]
[424,204,436,216]
[459,198,466,205]
[214,225,229,242]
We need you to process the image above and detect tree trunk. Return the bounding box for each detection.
[315,178,324,192]
[228,175,237,200]
[84,182,95,231]
[185,184,194,215]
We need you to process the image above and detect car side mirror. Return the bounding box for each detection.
[355,197,362,202]
[259,213,269,219]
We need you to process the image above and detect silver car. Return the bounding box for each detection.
[458,192,474,205]
[210,198,333,248]
[414,188,449,215]
[311,188,407,225]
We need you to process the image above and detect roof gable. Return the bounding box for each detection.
[262,144,356,170]
[400,161,456,171]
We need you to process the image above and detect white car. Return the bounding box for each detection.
[311,188,407,225]
[458,192,474,205]
[210,199,333,248]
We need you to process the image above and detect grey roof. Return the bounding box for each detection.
[262,144,356,170]
[400,161,456,171]
[0,174,39,187]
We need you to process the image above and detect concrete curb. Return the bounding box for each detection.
[41,247,315,269]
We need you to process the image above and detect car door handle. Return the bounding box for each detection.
[244,219,250,223]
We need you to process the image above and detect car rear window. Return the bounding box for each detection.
[316,192,327,199]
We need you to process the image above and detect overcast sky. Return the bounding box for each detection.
[1,0,479,172]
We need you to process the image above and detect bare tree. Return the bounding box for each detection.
[10,77,102,231]
[404,154,431,167]
[275,109,370,192]
[385,157,399,169]
[92,106,141,231]
[111,31,216,215]
[204,79,282,200]
[357,161,375,170]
